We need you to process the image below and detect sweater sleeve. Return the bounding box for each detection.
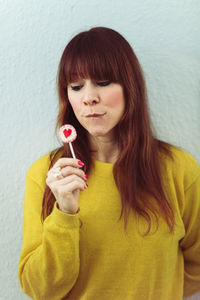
[179,154,200,298]
[18,162,81,300]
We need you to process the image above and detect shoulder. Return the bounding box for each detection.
[160,144,200,190]
[26,148,63,185]
[27,153,51,177]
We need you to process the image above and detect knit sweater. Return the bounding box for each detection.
[18,146,200,300]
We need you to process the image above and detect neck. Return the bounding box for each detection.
[89,134,119,164]
[93,151,119,164]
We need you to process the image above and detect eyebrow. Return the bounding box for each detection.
[70,78,85,83]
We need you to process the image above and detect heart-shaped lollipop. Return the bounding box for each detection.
[59,124,77,158]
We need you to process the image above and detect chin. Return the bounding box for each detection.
[81,121,113,137]
[89,130,106,137]
[86,125,109,136]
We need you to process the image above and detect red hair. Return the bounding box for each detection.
[42,27,178,236]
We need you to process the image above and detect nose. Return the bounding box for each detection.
[83,83,100,105]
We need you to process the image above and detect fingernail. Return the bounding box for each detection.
[85,174,89,179]
[85,183,88,189]
[78,161,85,166]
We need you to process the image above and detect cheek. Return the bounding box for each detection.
[106,90,124,108]
[71,102,79,111]
[68,97,79,112]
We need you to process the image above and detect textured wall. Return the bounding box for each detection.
[0,0,200,299]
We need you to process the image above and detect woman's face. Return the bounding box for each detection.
[67,78,125,138]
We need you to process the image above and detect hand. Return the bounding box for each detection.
[46,158,88,214]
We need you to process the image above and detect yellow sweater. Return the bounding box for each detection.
[18,146,200,300]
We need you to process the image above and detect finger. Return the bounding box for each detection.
[54,174,86,187]
[50,176,86,194]
[53,158,85,169]
[58,179,86,193]
[47,158,83,180]
[60,166,87,182]
[47,165,87,183]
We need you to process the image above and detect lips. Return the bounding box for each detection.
[86,113,105,117]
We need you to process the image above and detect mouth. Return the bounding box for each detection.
[86,113,106,118]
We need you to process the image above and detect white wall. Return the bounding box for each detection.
[0,0,199,299]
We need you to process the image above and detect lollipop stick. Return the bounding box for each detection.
[69,142,76,158]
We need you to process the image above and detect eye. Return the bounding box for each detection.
[70,85,83,91]
[97,81,111,87]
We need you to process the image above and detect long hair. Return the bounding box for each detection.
[42,27,178,236]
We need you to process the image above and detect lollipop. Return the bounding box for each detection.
[59,124,77,158]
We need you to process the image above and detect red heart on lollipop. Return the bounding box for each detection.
[63,129,72,138]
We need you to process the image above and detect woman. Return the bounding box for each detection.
[18,27,200,300]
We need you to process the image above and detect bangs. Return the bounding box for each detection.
[63,34,121,85]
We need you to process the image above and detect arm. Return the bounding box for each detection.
[180,172,200,298]
[18,168,81,300]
